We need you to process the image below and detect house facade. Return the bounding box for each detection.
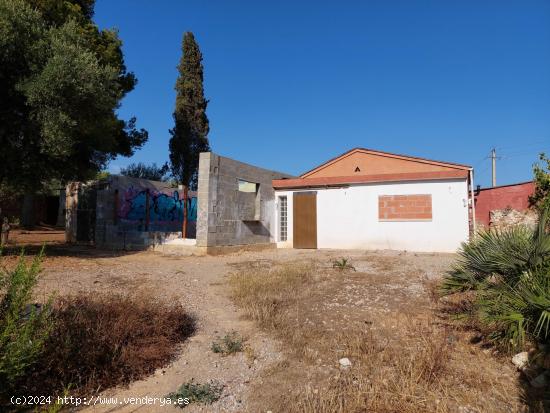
[273,148,474,253]
[65,148,474,254]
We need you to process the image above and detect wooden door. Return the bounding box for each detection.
[293,192,317,249]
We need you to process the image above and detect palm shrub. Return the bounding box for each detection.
[475,269,550,349]
[441,206,550,294]
[440,206,550,350]
[0,248,52,397]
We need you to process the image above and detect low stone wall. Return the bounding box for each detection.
[489,208,538,230]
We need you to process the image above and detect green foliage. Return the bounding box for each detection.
[211,331,244,355]
[169,32,210,189]
[530,152,550,211]
[95,170,110,181]
[0,0,147,191]
[0,248,53,397]
[167,380,223,408]
[332,258,356,271]
[441,206,550,351]
[120,162,170,182]
[475,268,550,349]
[440,223,548,293]
[44,386,71,413]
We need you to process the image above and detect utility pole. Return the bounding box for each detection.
[491,148,497,187]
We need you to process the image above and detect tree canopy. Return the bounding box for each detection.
[168,32,210,189]
[529,153,550,211]
[120,163,170,182]
[0,0,147,191]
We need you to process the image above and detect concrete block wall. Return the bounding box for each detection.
[95,175,190,250]
[196,152,293,249]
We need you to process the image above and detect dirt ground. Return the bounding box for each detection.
[3,225,65,246]
[17,246,522,412]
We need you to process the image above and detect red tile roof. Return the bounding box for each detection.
[273,170,469,189]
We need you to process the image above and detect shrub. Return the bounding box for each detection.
[167,380,223,408]
[332,258,356,271]
[476,268,550,349]
[16,293,196,397]
[211,331,244,355]
[0,248,52,400]
[441,206,550,350]
[530,152,550,211]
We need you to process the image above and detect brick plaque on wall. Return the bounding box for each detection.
[378,194,432,221]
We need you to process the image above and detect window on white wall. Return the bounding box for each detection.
[279,196,287,241]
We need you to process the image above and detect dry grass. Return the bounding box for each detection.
[15,292,196,397]
[229,261,522,413]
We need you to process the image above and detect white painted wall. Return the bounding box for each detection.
[275,179,469,253]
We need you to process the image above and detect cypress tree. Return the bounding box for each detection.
[169,32,210,189]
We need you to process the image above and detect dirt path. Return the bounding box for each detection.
[36,251,281,412]
[35,247,491,412]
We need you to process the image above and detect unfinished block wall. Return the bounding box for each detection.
[196,152,293,250]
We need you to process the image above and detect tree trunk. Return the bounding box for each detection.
[21,192,35,228]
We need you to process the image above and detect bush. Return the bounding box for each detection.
[441,206,550,350]
[16,293,196,397]
[0,248,52,399]
[167,380,223,408]
[211,331,244,355]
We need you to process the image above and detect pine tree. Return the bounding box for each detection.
[169,32,210,189]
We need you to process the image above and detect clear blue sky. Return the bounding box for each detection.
[95,0,550,188]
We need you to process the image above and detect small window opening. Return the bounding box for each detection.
[238,179,260,220]
[238,180,257,193]
[278,196,287,241]
[354,166,361,172]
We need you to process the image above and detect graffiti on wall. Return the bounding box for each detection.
[118,186,197,233]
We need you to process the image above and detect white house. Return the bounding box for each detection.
[272,148,474,253]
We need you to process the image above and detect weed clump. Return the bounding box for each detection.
[332,258,356,271]
[168,380,223,408]
[211,331,244,355]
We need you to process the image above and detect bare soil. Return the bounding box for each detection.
[5,226,65,246]
[23,247,523,412]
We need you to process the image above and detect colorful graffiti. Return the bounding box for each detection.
[118,186,197,233]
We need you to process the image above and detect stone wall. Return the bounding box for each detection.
[196,152,293,251]
[489,208,538,230]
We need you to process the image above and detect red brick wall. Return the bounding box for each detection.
[474,182,534,227]
[378,194,432,221]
